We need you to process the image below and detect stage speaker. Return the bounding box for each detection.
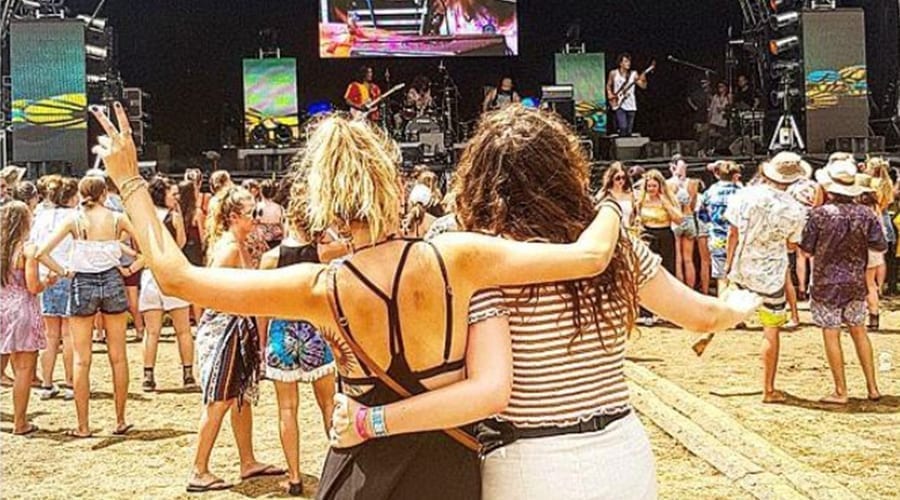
[802,9,869,154]
[666,140,699,157]
[546,99,576,125]
[400,142,423,169]
[643,141,668,159]
[600,136,649,161]
[825,136,885,155]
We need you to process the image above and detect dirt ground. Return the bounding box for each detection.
[2,299,896,499]
[628,298,900,500]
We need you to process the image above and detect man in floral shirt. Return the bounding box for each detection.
[724,152,809,403]
[801,160,885,404]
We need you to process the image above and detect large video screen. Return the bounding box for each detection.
[319,0,518,58]
[242,58,300,144]
[10,20,88,169]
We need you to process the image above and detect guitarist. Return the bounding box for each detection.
[344,65,382,122]
[606,53,648,137]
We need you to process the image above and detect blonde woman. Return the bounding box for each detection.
[638,169,683,275]
[863,158,895,327]
[91,103,621,499]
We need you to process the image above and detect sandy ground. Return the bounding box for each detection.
[628,298,900,500]
[2,299,896,499]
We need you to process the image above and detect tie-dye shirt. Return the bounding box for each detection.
[699,181,741,258]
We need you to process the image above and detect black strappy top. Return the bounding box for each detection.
[329,238,463,397]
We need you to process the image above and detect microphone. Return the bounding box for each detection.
[667,54,676,62]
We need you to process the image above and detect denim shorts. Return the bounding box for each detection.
[41,277,72,317]
[67,268,128,317]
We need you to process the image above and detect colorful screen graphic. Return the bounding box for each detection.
[319,0,518,58]
[242,58,300,143]
[10,20,87,169]
[555,53,607,133]
[802,10,868,153]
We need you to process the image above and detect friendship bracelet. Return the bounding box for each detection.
[118,175,144,194]
[355,406,371,440]
[370,405,388,438]
[121,179,149,203]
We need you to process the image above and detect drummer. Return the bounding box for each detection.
[406,75,433,117]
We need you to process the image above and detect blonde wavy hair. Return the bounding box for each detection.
[204,186,254,262]
[638,169,679,208]
[865,157,895,212]
[302,115,401,242]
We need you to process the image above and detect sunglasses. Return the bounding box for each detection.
[241,206,263,220]
[614,175,626,181]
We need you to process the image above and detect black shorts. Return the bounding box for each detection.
[67,268,129,317]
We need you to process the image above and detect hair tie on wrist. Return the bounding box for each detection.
[355,406,370,440]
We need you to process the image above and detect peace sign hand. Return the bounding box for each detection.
[89,102,139,184]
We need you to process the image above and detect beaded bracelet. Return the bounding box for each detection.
[370,405,388,438]
[355,406,371,440]
[121,179,149,203]
[118,175,144,194]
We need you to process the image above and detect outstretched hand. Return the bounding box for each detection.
[721,287,763,327]
[89,102,140,184]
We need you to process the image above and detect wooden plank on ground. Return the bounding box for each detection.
[630,383,807,500]
[626,361,859,500]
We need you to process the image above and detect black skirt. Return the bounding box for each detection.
[644,226,677,276]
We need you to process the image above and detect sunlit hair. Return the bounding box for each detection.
[1,201,31,287]
[865,157,894,212]
[416,170,443,207]
[44,176,77,207]
[639,169,679,208]
[598,161,632,198]
[713,160,742,180]
[302,114,401,242]
[177,180,198,229]
[283,168,312,237]
[184,168,203,188]
[453,104,640,344]
[205,186,254,260]
[209,170,232,194]
[37,174,61,199]
[78,176,107,207]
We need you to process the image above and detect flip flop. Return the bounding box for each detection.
[13,424,39,436]
[112,423,134,436]
[186,478,233,493]
[64,429,93,439]
[241,464,287,480]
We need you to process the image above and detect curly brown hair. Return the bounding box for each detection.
[453,105,640,345]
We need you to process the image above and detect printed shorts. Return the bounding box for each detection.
[67,268,128,317]
[733,283,787,328]
[811,299,867,329]
[40,277,72,317]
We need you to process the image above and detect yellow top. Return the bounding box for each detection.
[639,202,672,227]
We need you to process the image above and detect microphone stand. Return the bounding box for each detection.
[667,55,717,79]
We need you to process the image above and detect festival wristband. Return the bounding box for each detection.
[355,406,371,440]
[370,405,388,438]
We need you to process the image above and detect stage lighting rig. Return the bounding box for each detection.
[770,11,800,30]
[768,35,800,55]
[274,124,294,147]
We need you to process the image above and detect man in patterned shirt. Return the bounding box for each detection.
[698,160,742,296]
[724,152,809,403]
[801,160,885,404]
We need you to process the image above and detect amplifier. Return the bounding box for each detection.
[825,136,885,155]
[541,85,574,101]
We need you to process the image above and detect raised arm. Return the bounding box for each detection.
[90,104,332,326]
[434,202,622,291]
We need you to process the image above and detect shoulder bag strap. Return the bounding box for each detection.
[324,264,480,452]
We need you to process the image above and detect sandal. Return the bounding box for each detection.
[186,478,233,493]
[112,423,134,436]
[241,464,286,480]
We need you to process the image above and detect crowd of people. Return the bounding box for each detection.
[0,102,897,499]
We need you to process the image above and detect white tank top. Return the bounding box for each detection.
[613,70,638,111]
[68,213,123,273]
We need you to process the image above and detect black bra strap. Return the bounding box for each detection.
[412,358,465,380]
[423,241,454,363]
[330,263,372,377]
[387,241,418,356]
[343,261,391,303]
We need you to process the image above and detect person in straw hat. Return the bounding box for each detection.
[800,160,885,403]
[724,151,810,403]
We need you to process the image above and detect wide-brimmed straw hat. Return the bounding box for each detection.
[814,160,871,197]
[762,152,812,184]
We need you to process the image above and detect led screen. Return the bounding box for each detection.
[319,0,518,58]
[242,58,300,144]
[10,20,87,169]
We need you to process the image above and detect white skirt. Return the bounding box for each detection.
[482,412,658,500]
[139,271,190,312]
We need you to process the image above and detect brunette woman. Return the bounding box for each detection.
[329,106,759,500]
[140,177,195,391]
[256,179,284,249]
[596,161,636,229]
[36,176,138,437]
[91,102,622,499]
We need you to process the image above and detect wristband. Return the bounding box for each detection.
[370,405,388,438]
[355,406,371,440]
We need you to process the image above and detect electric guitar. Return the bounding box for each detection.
[350,83,406,120]
[608,61,655,111]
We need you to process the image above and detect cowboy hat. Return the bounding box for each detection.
[814,160,872,197]
[762,152,812,184]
